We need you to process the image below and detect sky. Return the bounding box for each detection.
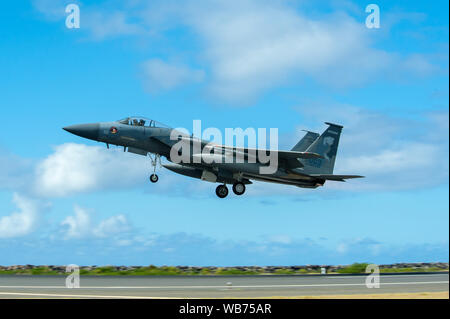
[0,0,448,266]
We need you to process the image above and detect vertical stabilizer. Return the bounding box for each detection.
[304,122,343,174]
[291,131,320,152]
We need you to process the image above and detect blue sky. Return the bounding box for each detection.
[0,0,448,266]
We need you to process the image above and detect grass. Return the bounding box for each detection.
[0,264,447,276]
[215,268,262,275]
[336,263,370,274]
[79,266,185,276]
[335,263,449,274]
[378,267,446,273]
[0,267,62,276]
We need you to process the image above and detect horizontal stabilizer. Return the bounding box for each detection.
[310,174,365,182]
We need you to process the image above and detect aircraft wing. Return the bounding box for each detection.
[180,136,323,168]
[309,174,365,182]
[221,145,324,159]
[177,137,323,159]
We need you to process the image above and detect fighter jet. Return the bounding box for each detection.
[63,117,363,198]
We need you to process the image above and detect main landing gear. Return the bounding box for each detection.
[215,182,246,198]
[232,182,246,195]
[149,153,161,183]
[216,184,229,198]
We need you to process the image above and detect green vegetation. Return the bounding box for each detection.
[297,269,310,274]
[80,266,184,276]
[0,264,447,276]
[378,267,446,273]
[215,268,262,275]
[336,263,370,274]
[335,263,449,274]
[272,268,320,275]
[273,269,296,275]
[0,267,61,275]
[30,267,61,275]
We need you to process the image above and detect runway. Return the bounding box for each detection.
[0,273,448,299]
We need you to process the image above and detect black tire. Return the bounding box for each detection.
[232,182,246,195]
[150,174,159,183]
[215,185,229,198]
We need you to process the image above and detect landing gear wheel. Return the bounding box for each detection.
[232,182,246,195]
[215,185,229,198]
[150,174,159,183]
[148,153,161,183]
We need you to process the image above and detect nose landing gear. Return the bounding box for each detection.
[149,153,161,183]
[150,174,159,183]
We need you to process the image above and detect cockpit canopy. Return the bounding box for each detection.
[117,117,170,128]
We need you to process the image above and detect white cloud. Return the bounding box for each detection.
[7,231,445,265]
[335,238,381,255]
[184,0,440,101]
[83,11,145,40]
[239,105,448,195]
[186,2,386,100]
[33,0,143,39]
[33,0,441,102]
[32,0,70,21]
[61,205,131,239]
[144,0,439,101]
[93,214,131,238]
[33,143,149,197]
[61,206,92,239]
[31,142,207,198]
[340,143,439,175]
[0,194,42,238]
[398,54,439,77]
[2,141,208,199]
[296,104,449,191]
[141,59,205,93]
[267,235,292,245]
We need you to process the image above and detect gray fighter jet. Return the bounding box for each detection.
[63,117,363,198]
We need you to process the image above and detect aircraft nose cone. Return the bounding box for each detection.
[63,123,100,141]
